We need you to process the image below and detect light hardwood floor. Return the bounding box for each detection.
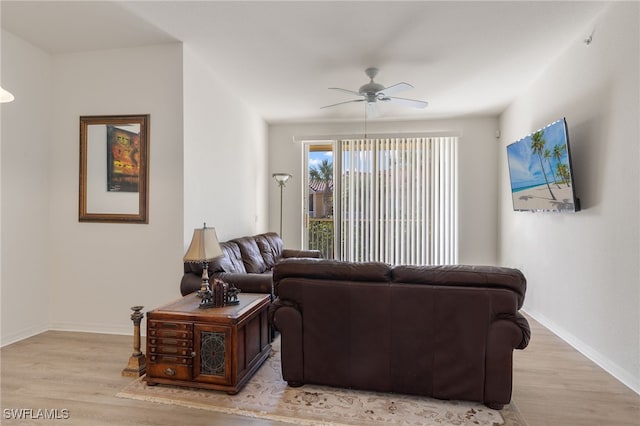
[1,315,638,425]
[511,316,639,425]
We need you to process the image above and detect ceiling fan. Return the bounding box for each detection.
[321,67,429,118]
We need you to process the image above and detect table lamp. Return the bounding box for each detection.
[184,223,223,308]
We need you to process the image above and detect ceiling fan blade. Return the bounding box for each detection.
[366,102,380,118]
[328,87,363,96]
[320,99,364,109]
[377,82,413,97]
[384,96,429,109]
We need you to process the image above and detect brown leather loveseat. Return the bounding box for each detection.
[180,232,320,299]
[270,258,531,410]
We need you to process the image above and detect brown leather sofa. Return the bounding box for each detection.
[270,258,531,410]
[180,232,320,299]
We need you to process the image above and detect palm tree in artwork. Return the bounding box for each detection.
[556,163,572,187]
[544,148,561,189]
[309,159,334,217]
[531,130,556,200]
[552,144,567,186]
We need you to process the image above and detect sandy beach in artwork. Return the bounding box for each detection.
[512,183,577,211]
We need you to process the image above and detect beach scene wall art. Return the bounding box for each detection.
[506,118,580,212]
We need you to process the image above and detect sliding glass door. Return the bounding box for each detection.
[339,137,458,265]
[302,136,458,265]
[303,142,336,259]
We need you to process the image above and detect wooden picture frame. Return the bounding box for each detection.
[79,114,150,223]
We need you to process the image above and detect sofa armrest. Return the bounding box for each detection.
[270,298,304,385]
[514,312,531,349]
[495,312,531,350]
[211,272,274,298]
[180,273,202,296]
[484,315,530,408]
[282,249,321,259]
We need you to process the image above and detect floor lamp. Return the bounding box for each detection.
[272,173,292,237]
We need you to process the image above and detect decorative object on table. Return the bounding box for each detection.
[225,282,241,305]
[272,173,292,237]
[212,279,227,308]
[209,279,241,307]
[183,223,224,309]
[79,114,150,223]
[122,305,146,377]
[0,86,15,103]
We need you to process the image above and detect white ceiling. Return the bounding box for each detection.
[1,1,607,123]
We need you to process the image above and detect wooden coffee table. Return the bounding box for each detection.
[145,292,271,394]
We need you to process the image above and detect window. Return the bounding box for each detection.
[303,136,458,265]
[338,136,458,265]
[304,143,335,259]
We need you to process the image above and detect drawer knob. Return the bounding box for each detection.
[164,367,176,377]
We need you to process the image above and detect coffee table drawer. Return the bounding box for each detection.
[149,321,193,338]
[148,345,193,356]
[147,362,192,381]
[148,337,191,347]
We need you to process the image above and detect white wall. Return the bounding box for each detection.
[1,34,270,344]
[1,30,52,345]
[2,38,183,344]
[269,116,499,265]
[45,43,184,336]
[498,2,639,393]
[182,46,268,244]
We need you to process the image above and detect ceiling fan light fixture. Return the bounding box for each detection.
[322,68,428,113]
[0,86,15,103]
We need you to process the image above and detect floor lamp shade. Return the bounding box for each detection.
[272,173,292,237]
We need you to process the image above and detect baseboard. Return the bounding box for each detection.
[1,324,49,348]
[48,320,133,336]
[524,308,640,396]
[2,321,145,348]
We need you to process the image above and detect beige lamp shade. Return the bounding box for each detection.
[183,224,223,263]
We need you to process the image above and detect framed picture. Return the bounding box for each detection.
[79,114,150,223]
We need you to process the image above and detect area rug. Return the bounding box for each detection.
[117,339,527,426]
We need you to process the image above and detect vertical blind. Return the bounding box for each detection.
[338,136,458,265]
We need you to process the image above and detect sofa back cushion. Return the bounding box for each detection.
[255,232,283,269]
[391,264,527,309]
[273,258,391,295]
[209,241,247,274]
[232,236,268,273]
